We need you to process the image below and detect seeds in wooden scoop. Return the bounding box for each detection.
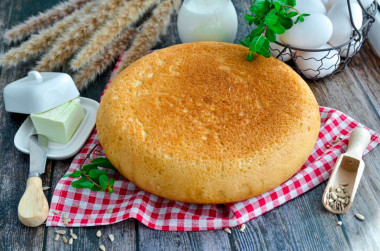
[224,228,232,234]
[326,183,350,212]
[96,230,102,238]
[355,213,365,221]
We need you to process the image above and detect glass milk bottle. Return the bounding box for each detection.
[177,0,238,43]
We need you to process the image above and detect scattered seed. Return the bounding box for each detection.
[69,238,73,245]
[355,214,365,221]
[63,213,69,219]
[42,186,50,191]
[96,230,102,238]
[88,215,92,219]
[70,233,78,240]
[107,208,113,213]
[55,230,66,235]
[239,224,246,232]
[62,236,68,243]
[326,144,331,149]
[99,244,106,251]
[54,234,60,241]
[224,228,231,234]
[74,203,81,208]
[63,218,71,226]
[333,137,341,143]
[108,234,115,242]
[53,210,60,215]
[337,221,342,226]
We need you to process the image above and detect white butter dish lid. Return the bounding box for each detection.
[3,71,79,114]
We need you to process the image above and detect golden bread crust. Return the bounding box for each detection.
[96,42,320,204]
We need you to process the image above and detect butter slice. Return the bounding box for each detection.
[31,98,84,144]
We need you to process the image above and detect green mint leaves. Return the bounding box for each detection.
[241,0,309,61]
[63,145,116,194]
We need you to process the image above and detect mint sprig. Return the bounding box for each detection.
[63,145,116,194]
[241,0,310,60]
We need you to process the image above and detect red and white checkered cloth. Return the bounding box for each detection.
[46,54,380,231]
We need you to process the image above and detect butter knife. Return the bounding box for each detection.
[18,134,49,227]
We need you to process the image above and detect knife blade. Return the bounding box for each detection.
[29,134,48,177]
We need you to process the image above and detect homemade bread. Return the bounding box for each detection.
[96,42,320,204]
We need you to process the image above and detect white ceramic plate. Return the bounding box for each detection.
[14,97,99,160]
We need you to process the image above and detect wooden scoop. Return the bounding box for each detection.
[322,128,371,214]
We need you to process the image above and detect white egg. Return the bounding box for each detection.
[270,42,292,61]
[321,0,339,11]
[280,13,333,49]
[296,0,326,14]
[270,36,292,61]
[359,0,375,9]
[328,0,363,46]
[338,34,363,57]
[294,44,341,78]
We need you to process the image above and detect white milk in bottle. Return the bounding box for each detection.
[177,0,238,43]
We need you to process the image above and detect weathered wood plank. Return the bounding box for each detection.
[0,1,63,250]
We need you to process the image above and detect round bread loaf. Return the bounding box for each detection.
[97,42,320,204]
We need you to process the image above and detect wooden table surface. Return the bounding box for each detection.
[1,0,379,250]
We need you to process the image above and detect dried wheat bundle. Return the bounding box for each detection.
[0,0,100,67]
[74,28,137,90]
[114,0,180,76]
[71,0,159,70]
[4,0,93,44]
[2,0,182,91]
[35,0,125,72]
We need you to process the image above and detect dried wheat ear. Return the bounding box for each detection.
[0,0,179,91]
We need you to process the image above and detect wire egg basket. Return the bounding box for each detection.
[270,0,378,80]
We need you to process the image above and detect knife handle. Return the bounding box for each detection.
[18,177,49,227]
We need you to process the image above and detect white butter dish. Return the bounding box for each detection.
[14,97,99,160]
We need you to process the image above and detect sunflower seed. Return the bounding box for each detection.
[96,230,102,238]
[341,182,348,186]
[331,192,337,200]
[337,221,342,226]
[326,144,331,149]
[239,224,246,232]
[99,245,106,251]
[355,214,365,221]
[55,230,66,235]
[224,228,232,234]
[42,186,50,191]
[69,238,73,245]
[54,234,60,241]
[88,215,92,219]
[63,213,69,219]
[108,234,114,242]
[70,233,77,240]
[53,210,60,215]
[62,236,68,243]
[74,203,81,208]
[107,208,113,213]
